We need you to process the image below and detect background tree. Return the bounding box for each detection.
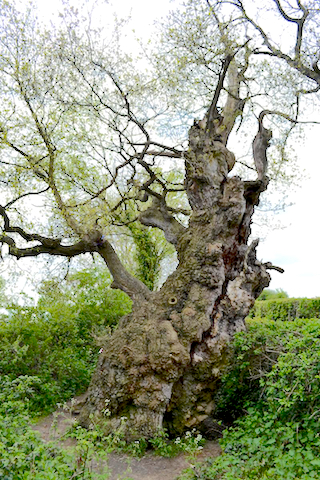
[0,0,319,438]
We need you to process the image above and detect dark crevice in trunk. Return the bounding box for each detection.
[222,243,244,279]
[189,277,229,361]
[211,279,229,319]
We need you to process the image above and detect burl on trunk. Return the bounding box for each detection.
[79,111,278,439]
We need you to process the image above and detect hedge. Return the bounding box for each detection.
[249,297,320,321]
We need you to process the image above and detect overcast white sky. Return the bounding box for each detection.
[258,125,320,298]
[10,0,320,299]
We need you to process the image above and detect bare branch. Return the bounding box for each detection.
[0,204,150,301]
[106,71,151,149]
[252,49,320,83]
[134,141,184,155]
[142,149,183,158]
[219,59,247,144]
[237,160,256,171]
[233,1,320,86]
[273,0,301,23]
[206,54,233,137]
[0,204,62,247]
[98,239,152,300]
[252,111,272,180]
[273,0,309,60]
[0,237,89,258]
[313,61,320,75]
[264,261,285,273]
[258,109,320,125]
[4,187,50,209]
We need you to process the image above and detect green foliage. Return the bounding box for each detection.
[180,318,320,479]
[0,376,109,479]
[38,268,132,332]
[214,318,290,422]
[0,265,132,478]
[69,419,204,459]
[0,268,131,414]
[257,288,288,300]
[250,297,320,321]
[127,222,164,291]
[149,429,204,457]
[0,307,92,412]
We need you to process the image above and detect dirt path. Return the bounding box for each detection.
[32,396,221,480]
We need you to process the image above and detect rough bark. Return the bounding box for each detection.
[79,120,274,440]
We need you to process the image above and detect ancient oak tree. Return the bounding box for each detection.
[0,0,319,437]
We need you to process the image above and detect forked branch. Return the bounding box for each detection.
[273,0,309,60]
[0,206,151,301]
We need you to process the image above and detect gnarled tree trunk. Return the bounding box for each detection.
[0,0,317,442]
[79,120,274,439]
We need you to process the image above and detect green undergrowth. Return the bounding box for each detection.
[0,269,133,477]
[0,376,111,479]
[179,318,320,479]
[0,265,203,478]
[66,422,204,459]
[3,276,320,479]
[0,376,204,479]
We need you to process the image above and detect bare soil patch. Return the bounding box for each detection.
[32,396,221,480]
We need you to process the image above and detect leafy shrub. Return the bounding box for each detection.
[0,268,131,414]
[249,297,320,321]
[37,268,132,333]
[0,307,96,412]
[214,318,292,422]
[180,318,320,479]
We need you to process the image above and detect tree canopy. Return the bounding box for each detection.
[0,0,319,294]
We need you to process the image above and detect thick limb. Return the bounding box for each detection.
[139,198,186,247]
[0,206,150,302]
